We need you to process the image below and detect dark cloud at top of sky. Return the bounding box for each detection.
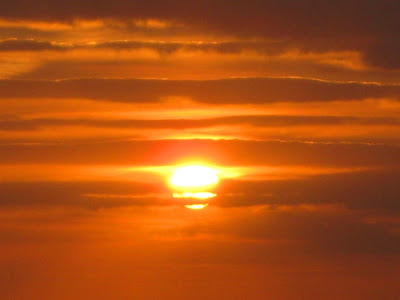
[1,1,400,69]
[0,0,398,37]
[363,38,400,70]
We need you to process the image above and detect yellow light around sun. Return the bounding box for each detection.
[173,192,217,199]
[169,165,219,188]
[184,204,209,210]
[170,165,219,209]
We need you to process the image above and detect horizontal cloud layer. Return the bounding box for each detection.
[1,1,400,70]
[1,169,399,212]
[1,115,400,131]
[0,0,398,39]
[217,169,400,211]
[1,139,399,167]
[0,39,303,55]
[1,78,400,103]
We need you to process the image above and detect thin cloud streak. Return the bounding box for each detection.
[1,115,400,131]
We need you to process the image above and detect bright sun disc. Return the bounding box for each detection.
[170,165,219,188]
[184,204,209,210]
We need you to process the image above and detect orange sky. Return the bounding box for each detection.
[0,1,399,299]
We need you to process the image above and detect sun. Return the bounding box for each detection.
[169,165,219,209]
[169,165,219,188]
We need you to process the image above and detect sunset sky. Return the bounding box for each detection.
[1,1,400,299]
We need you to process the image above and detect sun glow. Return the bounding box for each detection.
[173,192,217,199]
[184,204,209,210]
[170,165,219,209]
[170,165,219,188]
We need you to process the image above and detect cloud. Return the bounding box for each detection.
[179,204,400,254]
[0,0,398,38]
[1,169,400,258]
[0,202,398,299]
[363,38,400,70]
[216,169,400,212]
[0,39,287,55]
[0,169,400,212]
[1,1,400,70]
[1,78,400,103]
[1,115,400,132]
[0,139,399,166]
[0,39,66,51]
[0,181,169,209]
[1,114,400,145]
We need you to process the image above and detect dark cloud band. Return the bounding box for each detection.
[1,78,400,103]
[0,139,399,166]
[1,115,400,131]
